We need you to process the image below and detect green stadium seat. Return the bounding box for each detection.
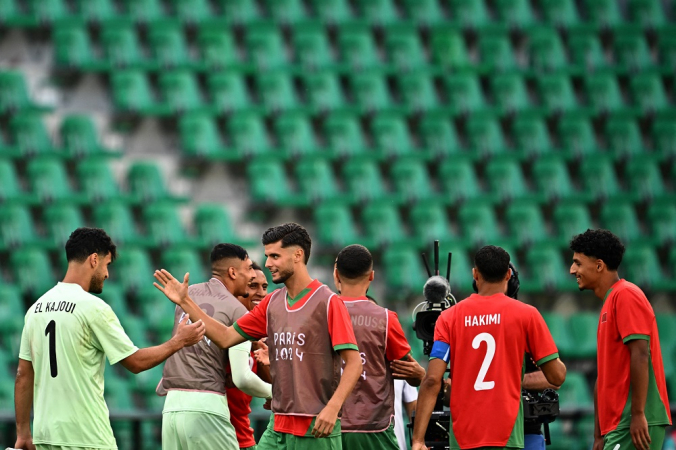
[92,202,143,246]
[370,112,415,158]
[161,249,207,285]
[583,73,629,115]
[295,157,341,203]
[541,313,574,358]
[390,157,436,203]
[76,158,125,202]
[630,74,669,114]
[11,248,55,298]
[512,115,554,159]
[362,203,408,247]
[147,21,192,70]
[27,0,69,24]
[418,112,461,159]
[53,22,98,70]
[658,30,676,72]
[447,0,492,30]
[118,314,151,348]
[158,71,203,113]
[196,26,241,71]
[350,71,394,113]
[342,157,389,203]
[430,28,470,70]
[532,155,578,202]
[105,376,135,412]
[505,201,549,246]
[217,0,262,24]
[0,159,35,204]
[0,0,23,27]
[458,202,502,247]
[438,156,484,204]
[653,115,676,160]
[579,154,621,200]
[292,24,335,71]
[0,204,40,250]
[552,202,593,245]
[557,115,597,159]
[490,73,533,114]
[523,245,571,292]
[567,27,608,73]
[604,114,644,159]
[10,112,56,157]
[169,0,212,25]
[43,204,85,248]
[656,315,676,360]
[580,0,623,28]
[245,24,289,71]
[229,111,273,158]
[599,200,642,243]
[263,0,307,24]
[193,203,236,249]
[567,313,598,358]
[206,72,252,114]
[526,27,568,73]
[494,0,536,30]
[647,200,676,245]
[121,0,165,24]
[60,115,114,158]
[323,112,368,158]
[384,25,427,71]
[353,0,398,25]
[114,247,153,293]
[478,30,519,73]
[179,113,229,160]
[557,371,592,407]
[247,158,301,206]
[537,0,580,28]
[622,244,666,290]
[110,70,160,115]
[337,24,382,71]
[308,0,353,25]
[537,74,579,114]
[627,0,665,28]
[255,72,301,113]
[302,72,346,113]
[443,74,489,115]
[127,162,174,203]
[274,112,320,158]
[486,157,540,203]
[133,359,165,395]
[626,157,667,201]
[97,283,129,318]
[402,0,445,26]
[0,284,24,333]
[0,71,42,113]
[410,201,454,247]
[466,115,508,158]
[382,245,428,296]
[142,203,190,247]
[100,20,145,70]
[27,157,83,204]
[442,248,474,293]
[613,26,654,73]
[314,203,359,247]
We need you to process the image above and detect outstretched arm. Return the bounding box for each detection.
[154,270,246,349]
[229,341,272,399]
[391,354,426,387]
[14,358,35,450]
[411,358,447,450]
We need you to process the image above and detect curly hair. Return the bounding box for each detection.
[262,223,312,264]
[569,229,625,270]
[65,227,117,263]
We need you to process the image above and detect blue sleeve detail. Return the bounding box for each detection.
[430,341,451,363]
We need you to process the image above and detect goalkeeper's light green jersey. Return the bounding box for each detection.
[19,282,138,449]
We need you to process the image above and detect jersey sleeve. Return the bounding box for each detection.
[327,295,358,352]
[18,320,31,361]
[385,310,412,362]
[526,309,559,366]
[90,305,139,365]
[614,288,654,343]
[234,293,272,341]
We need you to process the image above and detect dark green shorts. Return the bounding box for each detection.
[604,425,666,450]
[257,429,342,450]
[341,423,399,450]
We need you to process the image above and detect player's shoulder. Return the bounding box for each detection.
[613,279,645,297]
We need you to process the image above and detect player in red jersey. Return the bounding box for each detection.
[412,246,566,450]
[154,223,362,450]
[569,229,671,450]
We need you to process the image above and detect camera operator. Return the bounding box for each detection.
[411,246,567,450]
[523,354,560,450]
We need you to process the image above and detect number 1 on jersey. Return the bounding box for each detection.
[45,320,58,378]
[472,332,495,391]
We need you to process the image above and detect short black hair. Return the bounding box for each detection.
[569,229,625,270]
[65,227,117,263]
[474,245,510,283]
[262,223,312,264]
[210,243,248,264]
[336,244,373,279]
[252,261,263,272]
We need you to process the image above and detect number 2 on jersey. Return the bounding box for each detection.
[45,320,58,377]
[472,332,495,391]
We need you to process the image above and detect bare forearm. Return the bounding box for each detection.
[405,400,417,420]
[523,371,559,391]
[594,379,601,438]
[14,370,33,436]
[124,340,182,373]
[257,362,272,383]
[180,296,243,349]
[412,375,442,443]
[328,350,361,409]
[629,345,649,415]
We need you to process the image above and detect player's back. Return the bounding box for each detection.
[20,282,138,448]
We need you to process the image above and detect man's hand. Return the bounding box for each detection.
[254,339,270,366]
[630,412,651,450]
[154,270,190,306]
[411,441,428,450]
[15,435,35,450]
[312,403,339,438]
[592,436,604,450]
[263,398,272,410]
[391,354,426,385]
[171,314,205,348]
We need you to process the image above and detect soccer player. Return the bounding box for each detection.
[333,244,425,450]
[227,261,272,450]
[157,244,272,450]
[411,245,566,450]
[153,222,362,450]
[569,229,672,450]
[14,227,205,450]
